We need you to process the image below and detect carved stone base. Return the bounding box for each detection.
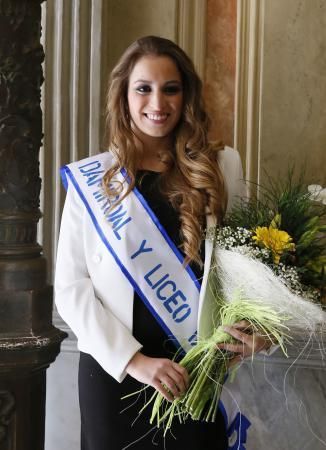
[0,328,67,450]
[0,369,45,450]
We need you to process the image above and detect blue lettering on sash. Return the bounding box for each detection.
[131,239,153,260]
[172,304,191,323]
[74,160,197,336]
[92,190,112,214]
[93,189,107,202]
[144,264,191,324]
[108,182,120,204]
[78,161,105,187]
[79,161,102,172]
[157,280,177,300]
[102,204,112,215]
[188,331,198,346]
[152,273,169,289]
[163,290,186,311]
[144,265,171,289]
[144,264,164,286]
[107,204,132,240]
[85,171,105,186]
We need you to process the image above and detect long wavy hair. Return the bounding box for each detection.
[103,35,227,265]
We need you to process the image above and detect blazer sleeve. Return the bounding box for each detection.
[54,183,142,382]
[218,146,247,212]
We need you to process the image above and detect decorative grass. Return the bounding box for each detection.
[138,281,290,436]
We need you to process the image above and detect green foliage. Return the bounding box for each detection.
[142,286,290,434]
[226,194,273,230]
[225,169,326,292]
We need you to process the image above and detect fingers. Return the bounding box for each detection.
[152,360,189,402]
[156,374,184,401]
[217,342,247,354]
[126,354,189,401]
[153,379,175,402]
[222,325,252,346]
[218,324,255,361]
[232,320,250,328]
[172,362,189,388]
[163,363,188,397]
[220,324,272,362]
[231,320,254,334]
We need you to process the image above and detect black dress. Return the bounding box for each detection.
[78,171,228,450]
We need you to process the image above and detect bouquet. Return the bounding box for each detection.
[136,173,326,435]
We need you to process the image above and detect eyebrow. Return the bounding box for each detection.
[133,79,182,85]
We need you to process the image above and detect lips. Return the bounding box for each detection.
[145,113,169,123]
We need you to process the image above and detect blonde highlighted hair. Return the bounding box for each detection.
[103,35,227,265]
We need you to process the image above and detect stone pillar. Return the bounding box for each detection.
[0,1,66,449]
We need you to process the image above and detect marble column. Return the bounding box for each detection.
[204,0,237,147]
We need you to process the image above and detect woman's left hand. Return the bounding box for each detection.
[217,320,272,367]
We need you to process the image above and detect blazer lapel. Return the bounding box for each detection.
[197,213,216,337]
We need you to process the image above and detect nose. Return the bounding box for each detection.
[149,89,166,110]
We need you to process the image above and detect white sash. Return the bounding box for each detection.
[61,152,199,353]
[61,151,251,449]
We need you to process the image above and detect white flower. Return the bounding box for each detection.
[308,184,326,205]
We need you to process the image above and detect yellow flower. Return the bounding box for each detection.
[253,226,295,264]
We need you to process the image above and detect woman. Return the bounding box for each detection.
[55,36,270,450]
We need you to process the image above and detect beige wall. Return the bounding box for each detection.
[259,0,326,185]
[106,0,176,70]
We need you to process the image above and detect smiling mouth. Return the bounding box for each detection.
[144,113,169,122]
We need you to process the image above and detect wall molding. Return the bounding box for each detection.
[176,0,207,80]
[234,0,265,193]
[40,0,110,283]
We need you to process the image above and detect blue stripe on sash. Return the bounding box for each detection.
[218,397,251,449]
[60,165,184,352]
[120,168,201,292]
[218,400,228,427]
[60,167,68,191]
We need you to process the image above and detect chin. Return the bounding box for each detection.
[142,127,173,139]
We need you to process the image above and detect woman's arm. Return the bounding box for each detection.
[218,146,248,213]
[55,184,190,395]
[54,183,142,382]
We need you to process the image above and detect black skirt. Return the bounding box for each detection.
[79,352,228,450]
[78,171,228,450]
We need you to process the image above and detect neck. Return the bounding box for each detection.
[134,132,173,172]
[138,155,167,172]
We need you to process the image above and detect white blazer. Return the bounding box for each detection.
[54,146,246,382]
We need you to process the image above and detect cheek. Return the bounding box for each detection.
[128,94,145,119]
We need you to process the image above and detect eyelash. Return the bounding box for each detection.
[135,85,182,95]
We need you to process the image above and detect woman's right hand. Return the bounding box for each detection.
[125,352,189,401]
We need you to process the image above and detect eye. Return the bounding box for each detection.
[164,84,182,95]
[135,84,152,94]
